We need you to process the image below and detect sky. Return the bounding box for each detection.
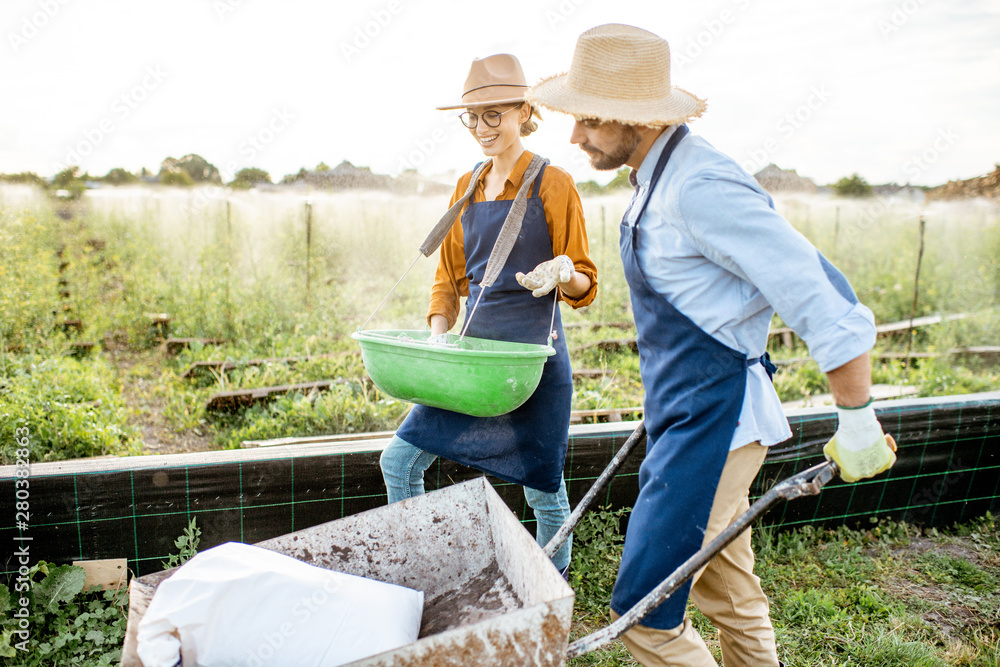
[2,0,998,187]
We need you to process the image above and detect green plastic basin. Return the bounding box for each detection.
[352,329,555,417]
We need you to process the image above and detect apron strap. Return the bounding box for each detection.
[418,160,492,257]
[748,351,777,381]
[480,154,549,288]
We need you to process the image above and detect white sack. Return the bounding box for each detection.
[136,542,423,667]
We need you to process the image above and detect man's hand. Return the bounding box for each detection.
[516,255,574,298]
[823,401,897,482]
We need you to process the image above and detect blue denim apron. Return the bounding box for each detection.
[395,163,573,493]
[610,126,769,629]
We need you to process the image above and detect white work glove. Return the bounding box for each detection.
[823,401,897,483]
[427,333,450,346]
[515,255,575,298]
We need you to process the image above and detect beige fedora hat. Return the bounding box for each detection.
[526,23,706,126]
[437,53,529,110]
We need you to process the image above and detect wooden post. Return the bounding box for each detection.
[904,216,927,373]
[305,199,313,308]
[225,198,233,334]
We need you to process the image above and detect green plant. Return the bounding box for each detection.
[159,169,194,186]
[162,517,202,569]
[229,167,272,189]
[0,355,139,463]
[569,505,629,618]
[831,173,873,197]
[101,168,139,186]
[0,562,128,665]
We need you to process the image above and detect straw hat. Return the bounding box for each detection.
[437,54,529,110]
[526,24,706,126]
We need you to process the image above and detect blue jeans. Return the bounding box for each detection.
[380,434,572,571]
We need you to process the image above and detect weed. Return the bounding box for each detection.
[0,562,128,666]
[161,517,202,570]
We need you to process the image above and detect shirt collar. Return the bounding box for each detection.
[632,125,679,190]
[475,150,534,194]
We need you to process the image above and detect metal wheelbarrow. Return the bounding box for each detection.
[121,421,838,666]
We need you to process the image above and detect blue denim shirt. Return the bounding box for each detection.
[624,126,877,449]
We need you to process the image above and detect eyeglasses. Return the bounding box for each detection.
[460,107,518,129]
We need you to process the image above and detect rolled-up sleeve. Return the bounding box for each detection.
[540,166,598,309]
[677,172,876,372]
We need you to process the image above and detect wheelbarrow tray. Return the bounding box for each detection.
[121,478,575,666]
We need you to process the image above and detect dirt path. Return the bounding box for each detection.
[105,339,214,455]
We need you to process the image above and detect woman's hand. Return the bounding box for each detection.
[516,255,575,297]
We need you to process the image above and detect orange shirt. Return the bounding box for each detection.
[428,151,599,329]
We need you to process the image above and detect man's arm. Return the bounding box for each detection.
[823,352,897,482]
[827,353,871,408]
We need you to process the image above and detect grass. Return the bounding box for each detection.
[0,182,997,663]
[2,184,998,459]
[568,511,1000,666]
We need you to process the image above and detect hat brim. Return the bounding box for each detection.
[436,96,527,111]
[526,72,706,126]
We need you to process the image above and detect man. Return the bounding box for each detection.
[526,24,897,666]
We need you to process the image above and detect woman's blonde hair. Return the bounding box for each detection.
[520,104,542,137]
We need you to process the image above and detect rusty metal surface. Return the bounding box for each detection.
[120,478,574,666]
[259,478,574,666]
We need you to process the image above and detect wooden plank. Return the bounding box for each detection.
[180,351,357,379]
[572,368,610,379]
[781,383,919,409]
[952,346,1000,361]
[164,337,227,356]
[72,558,128,591]
[144,312,171,339]
[572,338,639,354]
[59,319,83,333]
[69,341,96,357]
[570,406,643,424]
[241,430,396,448]
[563,321,634,331]
[206,379,349,412]
[875,312,969,334]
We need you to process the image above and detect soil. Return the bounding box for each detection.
[883,535,999,640]
[419,561,521,637]
[104,337,214,455]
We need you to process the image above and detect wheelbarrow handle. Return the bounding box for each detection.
[543,421,647,559]
[567,459,839,659]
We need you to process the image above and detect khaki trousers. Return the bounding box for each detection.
[611,442,779,667]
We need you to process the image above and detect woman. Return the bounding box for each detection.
[379,53,598,574]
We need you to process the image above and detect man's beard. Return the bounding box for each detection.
[582,125,642,170]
